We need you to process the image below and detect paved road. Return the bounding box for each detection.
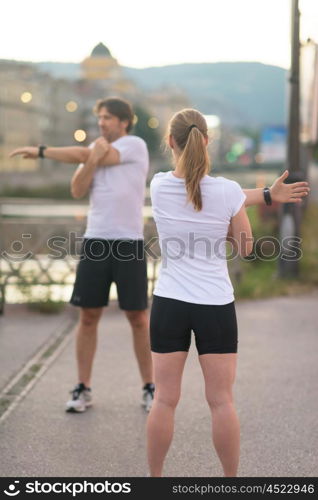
[0,304,76,392]
[0,292,317,477]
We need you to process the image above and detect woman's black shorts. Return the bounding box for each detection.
[150,295,238,355]
[70,239,148,310]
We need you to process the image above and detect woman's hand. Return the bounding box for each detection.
[270,170,310,203]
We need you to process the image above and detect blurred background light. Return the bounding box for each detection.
[74,129,86,142]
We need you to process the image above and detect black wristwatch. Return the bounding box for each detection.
[263,187,272,206]
[38,145,47,158]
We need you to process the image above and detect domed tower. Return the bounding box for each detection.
[81,43,120,80]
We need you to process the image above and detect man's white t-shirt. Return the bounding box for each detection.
[150,171,247,305]
[84,135,149,240]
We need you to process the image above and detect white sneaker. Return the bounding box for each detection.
[66,383,92,413]
[141,383,155,412]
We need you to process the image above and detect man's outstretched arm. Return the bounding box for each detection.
[243,170,310,206]
[9,139,120,166]
[9,145,90,164]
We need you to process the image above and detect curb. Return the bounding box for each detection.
[0,316,77,424]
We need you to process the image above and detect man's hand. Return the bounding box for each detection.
[91,137,110,163]
[9,147,39,159]
[270,170,310,203]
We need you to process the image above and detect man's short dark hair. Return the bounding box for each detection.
[95,97,134,133]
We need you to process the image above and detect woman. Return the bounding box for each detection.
[147,108,253,477]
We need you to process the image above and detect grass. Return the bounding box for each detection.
[231,203,318,300]
[298,203,318,283]
[42,335,66,359]
[0,397,12,417]
[27,300,65,314]
[8,364,42,396]
[0,184,74,200]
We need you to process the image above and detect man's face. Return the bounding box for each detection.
[97,106,128,142]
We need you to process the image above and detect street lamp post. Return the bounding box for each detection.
[278,0,303,277]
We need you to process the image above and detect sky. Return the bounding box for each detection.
[1,0,318,69]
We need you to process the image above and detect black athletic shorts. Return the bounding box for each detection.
[70,239,148,310]
[150,295,238,355]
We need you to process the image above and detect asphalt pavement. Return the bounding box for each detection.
[0,292,317,477]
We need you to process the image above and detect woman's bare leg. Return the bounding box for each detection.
[146,351,188,477]
[199,353,240,477]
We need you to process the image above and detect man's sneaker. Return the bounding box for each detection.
[65,383,92,413]
[141,383,155,412]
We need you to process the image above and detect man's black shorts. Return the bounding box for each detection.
[150,295,238,355]
[70,239,148,310]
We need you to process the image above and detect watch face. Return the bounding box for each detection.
[264,188,271,205]
[39,146,46,157]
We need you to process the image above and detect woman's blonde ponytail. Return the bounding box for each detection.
[168,109,210,211]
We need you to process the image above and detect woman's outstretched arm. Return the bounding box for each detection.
[243,170,310,206]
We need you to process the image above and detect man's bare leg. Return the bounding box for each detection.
[124,309,153,384]
[76,307,103,387]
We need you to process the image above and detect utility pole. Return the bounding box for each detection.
[278,0,303,277]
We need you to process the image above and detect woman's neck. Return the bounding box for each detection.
[172,167,184,178]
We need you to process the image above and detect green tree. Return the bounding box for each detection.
[132,105,161,156]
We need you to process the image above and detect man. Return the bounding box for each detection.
[10,98,310,415]
[11,97,154,413]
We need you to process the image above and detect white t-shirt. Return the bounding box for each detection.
[150,171,247,305]
[84,135,149,240]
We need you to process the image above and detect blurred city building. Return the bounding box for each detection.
[81,43,121,81]
[0,43,189,189]
[78,43,140,144]
[0,60,80,173]
[300,39,318,145]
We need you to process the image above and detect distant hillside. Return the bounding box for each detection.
[37,61,81,79]
[35,61,287,127]
[123,62,287,127]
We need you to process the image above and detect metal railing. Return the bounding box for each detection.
[0,252,160,315]
[0,201,160,314]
